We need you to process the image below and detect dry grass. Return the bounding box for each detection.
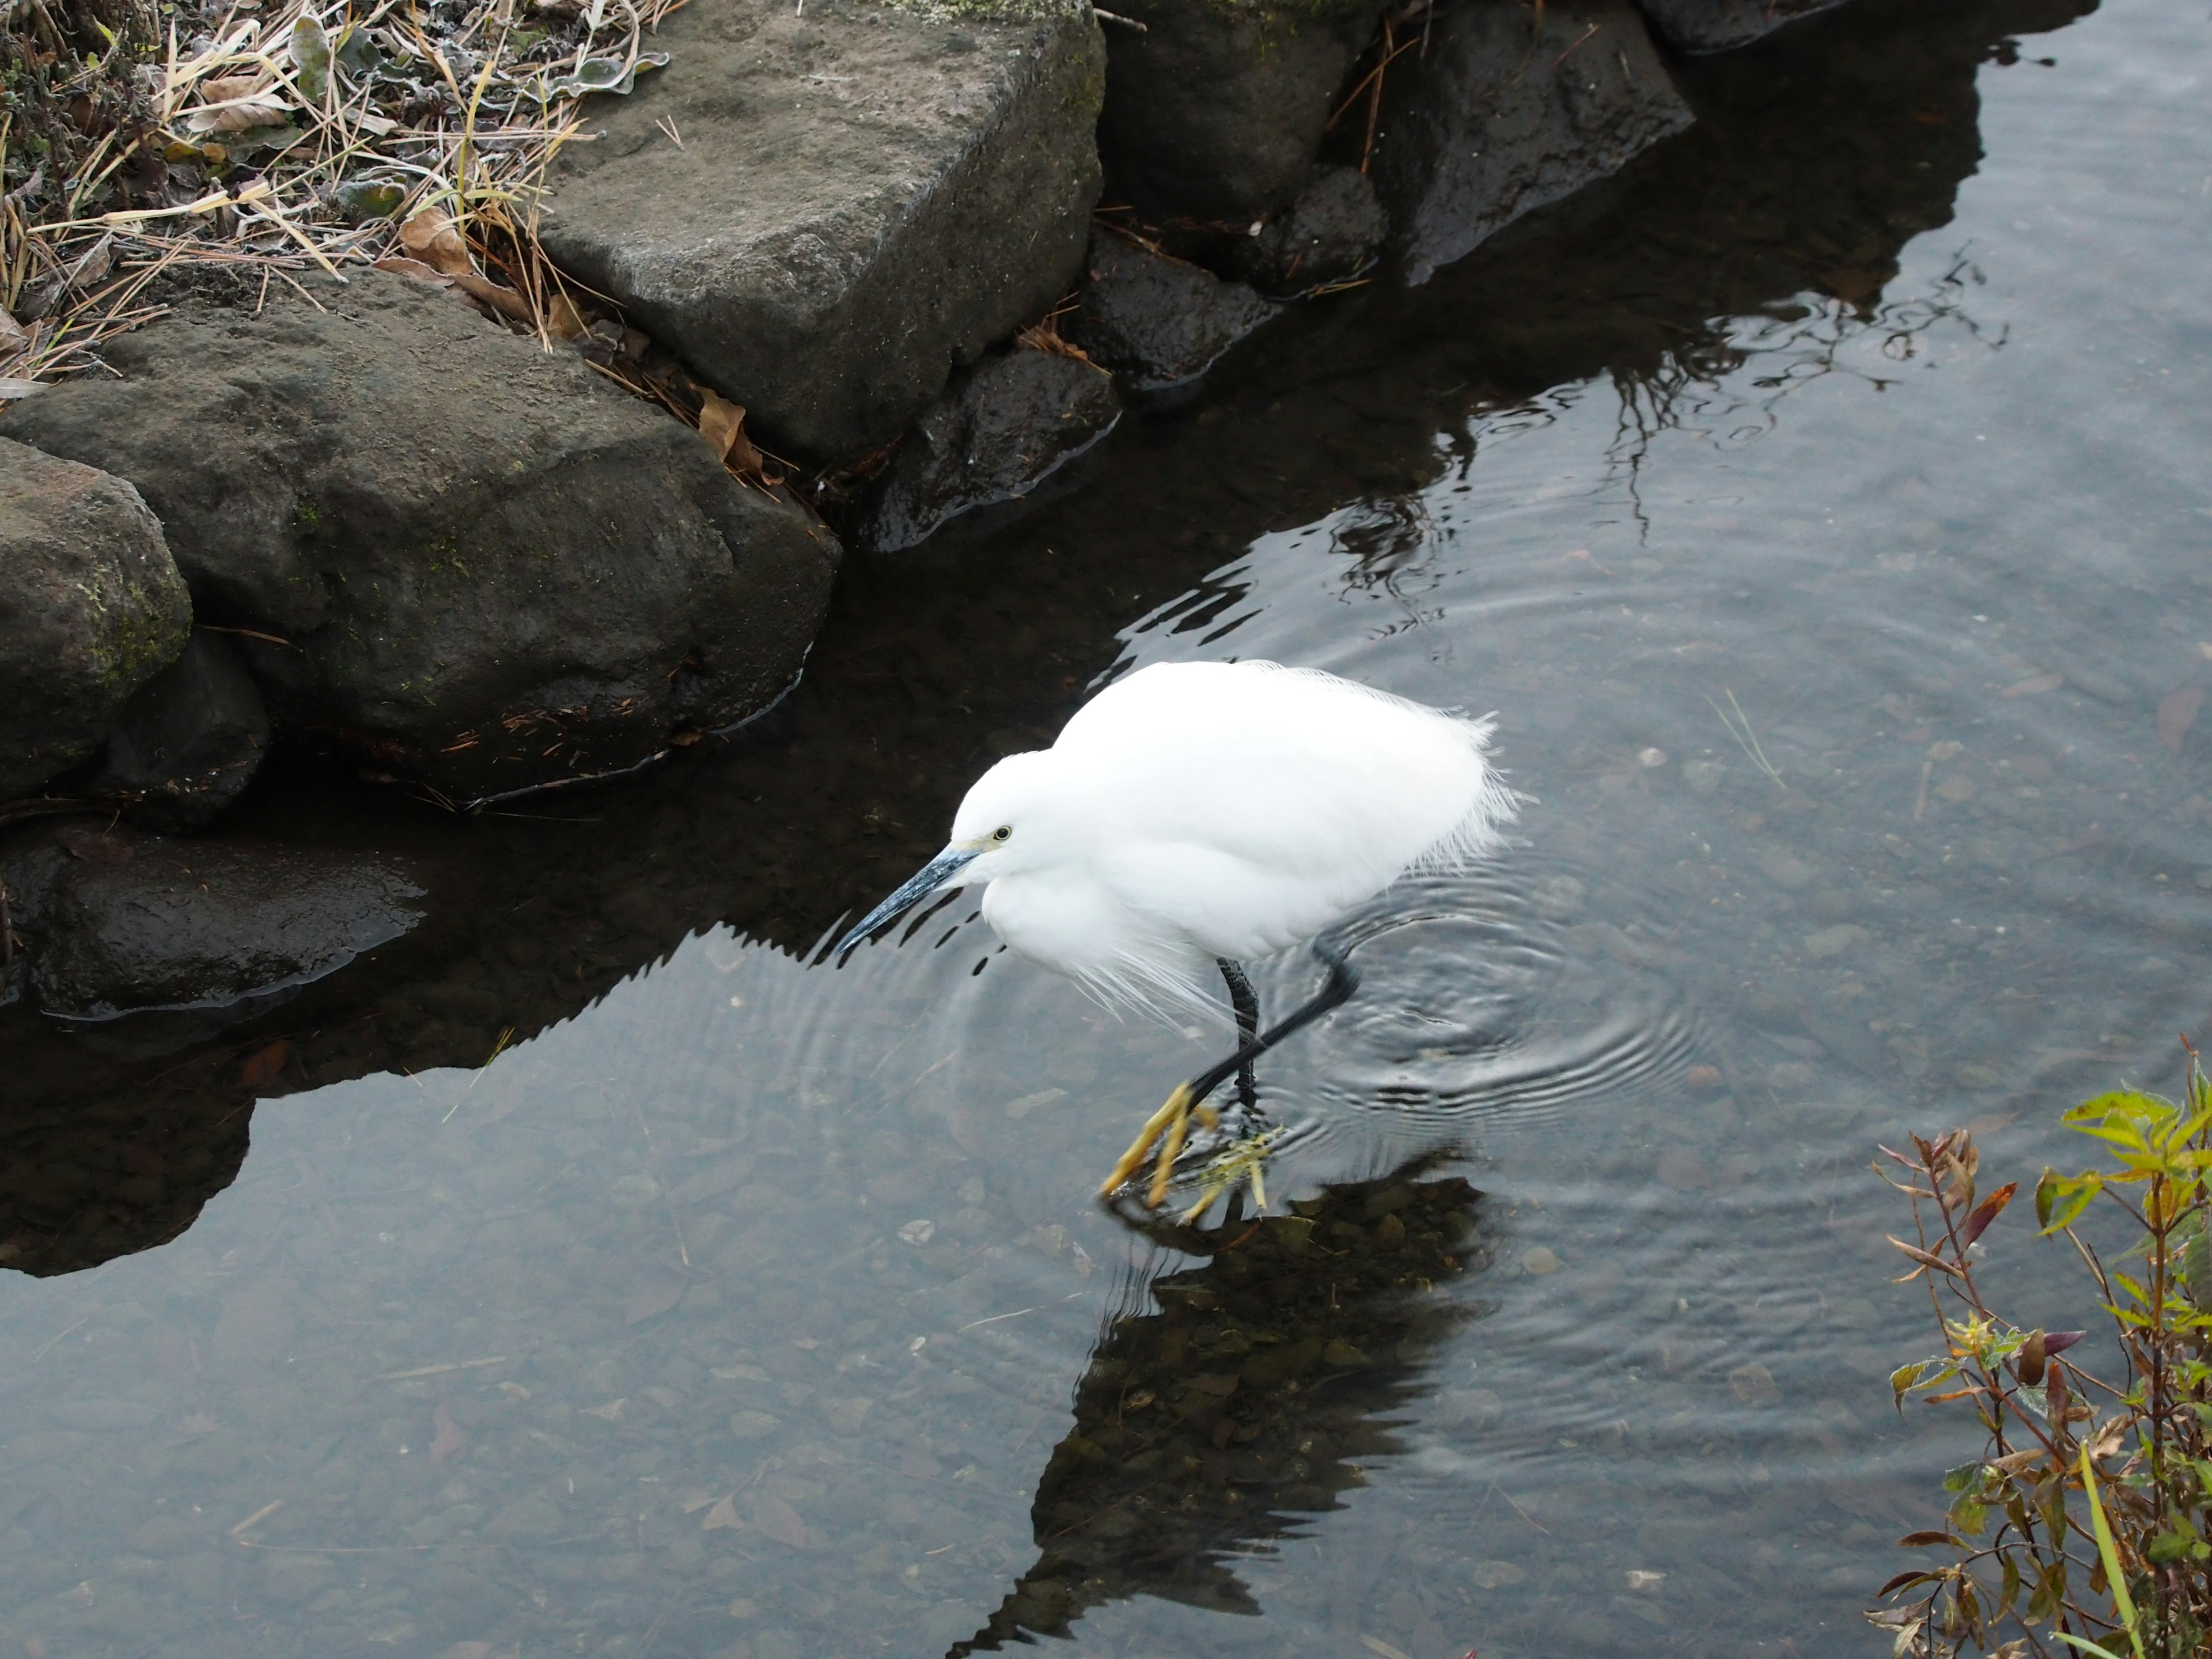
[1,0,686,391]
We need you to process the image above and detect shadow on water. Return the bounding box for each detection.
[950,1166,1484,1656]
[0,0,2090,1274]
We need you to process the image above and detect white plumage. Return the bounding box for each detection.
[850,660,1518,1022]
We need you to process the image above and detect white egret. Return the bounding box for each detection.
[836,660,1520,1209]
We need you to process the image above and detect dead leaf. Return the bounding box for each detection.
[677,1490,719,1514]
[696,388,770,479]
[1360,1638,1414,1659]
[2157,685,2204,753]
[399,209,473,277]
[699,1494,741,1531]
[2000,672,2063,698]
[190,96,294,132]
[750,1493,806,1548]
[445,269,533,323]
[200,73,271,102]
[239,1039,290,1088]
[429,1403,468,1463]
[546,293,588,339]
[374,256,454,289]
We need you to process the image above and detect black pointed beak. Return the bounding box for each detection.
[834,846,982,956]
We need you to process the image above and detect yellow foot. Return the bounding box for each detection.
[1099,1082,1194,1202]
[1177,1128,1281,1225]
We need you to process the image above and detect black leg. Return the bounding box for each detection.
[1217,957,1260,1111]
[1191,941,1358,1112]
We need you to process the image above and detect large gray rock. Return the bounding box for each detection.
[3,268,838,800]
[90,631,270,831]
[27,824,422,1020]
[1068,234,1277,389]
[1634,0,1847,52]
[541,0,1106,465]
[868,346,1120,552]
[0,439,191,801]
[1097,0,1387,224]
[1369,0,1694,283]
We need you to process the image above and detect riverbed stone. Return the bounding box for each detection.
[28,824,423,1020]
[1369,0,1694,283]
[541,0,1105,464]
[1067,233,1277,389]
[2,267,838,800]
[0,439,191,802]
[1633,0,1847,52]
[1097,0,1387,224]
[88,631,269,831]
[867,344,1120,552]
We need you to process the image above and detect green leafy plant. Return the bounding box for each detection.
[1869,1047,2212,1658]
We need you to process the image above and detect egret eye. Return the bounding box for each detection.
[992,825,1012,842]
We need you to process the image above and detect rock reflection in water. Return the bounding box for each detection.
[952,1168,1482,1654]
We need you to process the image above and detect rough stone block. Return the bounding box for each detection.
[1097,0,1387,223]
[5,268,838,801]
[1230,165,1388,295]
[89,630,270,831]
[1634,0,1847,53]
[867,345,1120,551]
[0,438,191,801]
[1370,0,1694,283]
[541,0,1106,464]
[1068,233,1277,389]
[28,825,422,1020]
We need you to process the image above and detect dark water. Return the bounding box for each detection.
[3,0,2210,1653]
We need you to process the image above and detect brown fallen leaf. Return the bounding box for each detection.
[445,269,533,323]
[546,293,588,340]
[677,1490,719,1515]
[2157,685,2204,753]
[429,1402,467,1463]
[399,208,474,277]
[751,1493,806,1548]
[697,388,772,482]
[200,73,270,102]
[699,1494,741,1531]
[374,256,454,289]
[2000,672,2063,698]
[239,1038,289,1088]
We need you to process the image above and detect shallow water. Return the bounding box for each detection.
[2,0,2210,1654]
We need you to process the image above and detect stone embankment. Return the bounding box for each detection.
[0,0,1839,1020]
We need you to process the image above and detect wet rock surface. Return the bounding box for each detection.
[3,269,838,800]
[0,439,191,802]
[21,823,422,1021]
[1370,0,1693,283]
[1230,165,1389,296]
[1069,233,1277,389]
[866,345,1120,552]
[87,631,269,832]
[1635,0,1847,51]
[543,0,1105,464]
[1097,0,1387,223]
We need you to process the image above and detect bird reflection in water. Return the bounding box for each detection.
[948,1162,1487,1656]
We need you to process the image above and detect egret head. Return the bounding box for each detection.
[833,750,1063,955]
